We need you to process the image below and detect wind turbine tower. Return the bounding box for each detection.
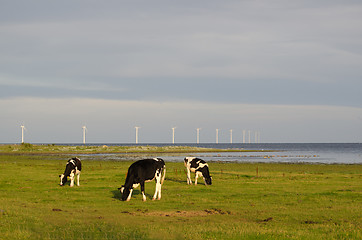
[258,131,261,143]
[82,126,87,144]
[230,129,233,144]
[256,131,261,143]
[196,128,201,144]
[242,130,246,144]
[21,125,25,143]
[216,129,219,144]
[172,127,176,144]
[135,126,140,144]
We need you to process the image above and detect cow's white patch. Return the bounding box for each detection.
[195,161,208,170]
[142,191,147,201]
[69,171,75,187]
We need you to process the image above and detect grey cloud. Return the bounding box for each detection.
[1,0,362,143]
[0,0,361,107]
[1,78,360,108]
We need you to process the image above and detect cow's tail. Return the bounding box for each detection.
[161,166,166,185]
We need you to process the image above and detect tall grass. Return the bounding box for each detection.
[0,154,361,239]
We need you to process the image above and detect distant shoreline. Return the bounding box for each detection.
[0,143,274,155]
[2,143,361,164]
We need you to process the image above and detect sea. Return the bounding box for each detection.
[77,143,362,164]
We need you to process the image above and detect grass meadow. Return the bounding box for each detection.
[0,153,361,240]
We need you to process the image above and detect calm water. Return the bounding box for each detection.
[78,143,362,164]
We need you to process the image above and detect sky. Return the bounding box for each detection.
[1,0,362,144]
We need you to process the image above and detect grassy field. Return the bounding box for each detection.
[0,153,361,240]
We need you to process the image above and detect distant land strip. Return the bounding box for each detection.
[0,143,276,155]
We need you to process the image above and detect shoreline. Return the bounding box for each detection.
[0,143,276,155]
[1,143,361,165]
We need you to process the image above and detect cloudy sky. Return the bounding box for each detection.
[1,0,362,144]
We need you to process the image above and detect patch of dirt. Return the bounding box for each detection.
[257,217,273,223]
[303,220,320,224]
[123,208,232,217]
[204,208,231,215]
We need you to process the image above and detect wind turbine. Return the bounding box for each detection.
[216,129,219,144]
[196,128,201,144]
[171,127,176,144]
[20,125,26,143]
[135,126,140,144]
[230,129,233,144]
[259,131,261,143]
[257,131,261,143]
[82,126,87,144]
[242,130,246,144]
[248,130,251,144]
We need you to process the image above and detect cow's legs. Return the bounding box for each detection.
[186,168,192,185]
[69,172,75,187]
[76,173,80,186]
[153,182,161,200]
[126,189,133,201]
[195,171,203,185]
[140,182,147,201]
[153,177,162,200]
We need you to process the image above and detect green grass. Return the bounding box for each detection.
[0,154,361,239]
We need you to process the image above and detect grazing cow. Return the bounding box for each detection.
[184,157,212,185]
[59,157,81,187]
[119,158,166,201]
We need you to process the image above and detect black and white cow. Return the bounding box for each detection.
[59,157,82,187]
[184,157,212,185]
[119,158,166,201]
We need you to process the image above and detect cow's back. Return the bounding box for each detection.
[128,159,165,183]
[185,157,207,170]
[74,158,82,171]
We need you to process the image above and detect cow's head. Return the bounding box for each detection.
[120,187,131,201]
[202,167,212,185]
[59,174,67,186]
[204,175,212,185]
